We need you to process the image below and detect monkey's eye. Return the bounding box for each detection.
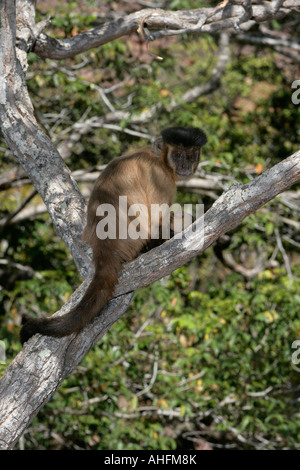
[172,151,181,159]
[187,151,198,160]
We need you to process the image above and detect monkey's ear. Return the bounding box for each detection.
[153,137,164,156]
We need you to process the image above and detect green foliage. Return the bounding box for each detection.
[16,265,300,450]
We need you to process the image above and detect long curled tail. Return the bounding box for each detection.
[20,262,120,345]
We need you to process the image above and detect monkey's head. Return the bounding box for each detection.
[154,126,207,180]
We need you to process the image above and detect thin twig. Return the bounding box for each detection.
[274,228,294,279]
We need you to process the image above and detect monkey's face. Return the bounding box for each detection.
[167,146,200,180]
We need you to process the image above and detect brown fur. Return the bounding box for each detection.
[20,127,206,344]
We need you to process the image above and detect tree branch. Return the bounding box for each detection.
[0,189,37,227]
[33,2,295,59]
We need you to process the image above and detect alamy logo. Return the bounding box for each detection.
[291,340,300,365]
[95,196,204,249]
[291,80,300,105]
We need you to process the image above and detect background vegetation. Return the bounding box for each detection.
[0,0,299,450]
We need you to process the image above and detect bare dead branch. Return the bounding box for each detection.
[0,189,37,227]
[237,32,300,52]
[274,227,294,278]
[233,0,253,32]
[33,2,295,59]
[214,247,275,281]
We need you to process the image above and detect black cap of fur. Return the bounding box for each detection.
[161,126,207,148]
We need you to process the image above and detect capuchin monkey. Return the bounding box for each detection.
[20,126,207,344]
